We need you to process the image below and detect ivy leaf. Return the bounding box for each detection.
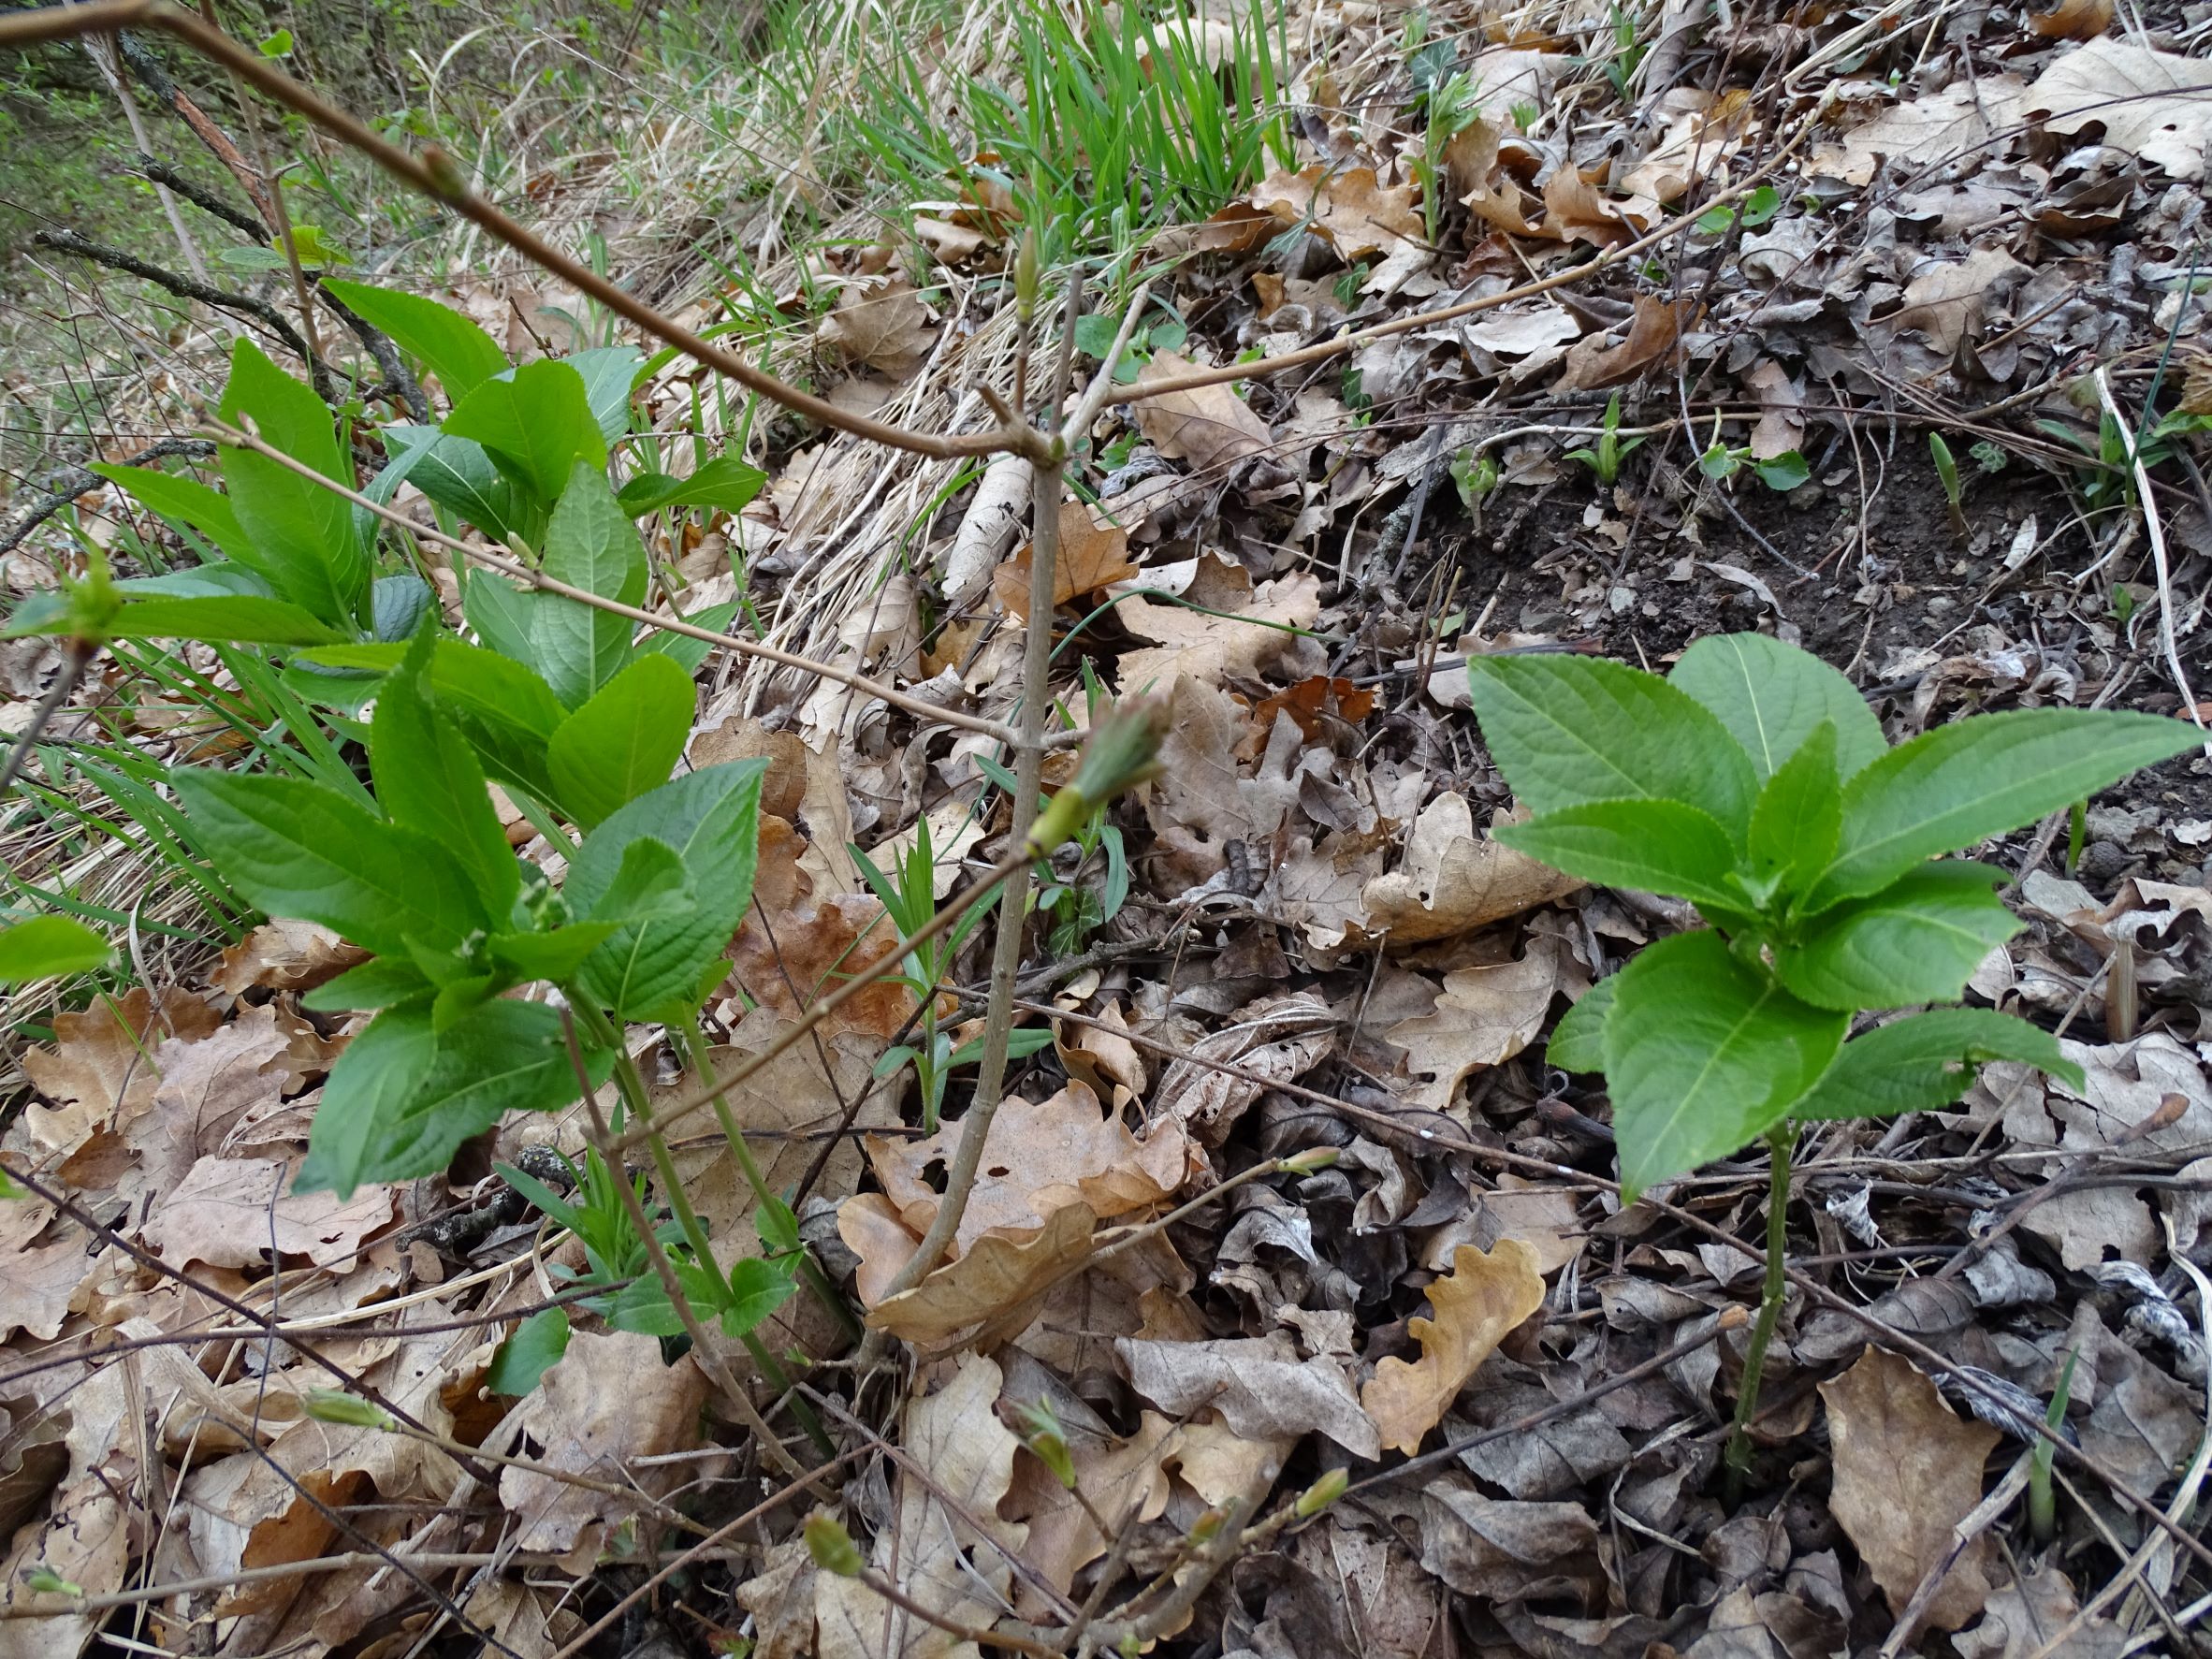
[1669,632,1887,783]
[1466,652,1759,839]
[1604,929,1846,1197]
[1801,708,2199,911]
[1495,799,1745,910]
[1775,862,2022,1011]
[1790,1007,2084,1121]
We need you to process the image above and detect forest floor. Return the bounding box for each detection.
[3,0,2212,1655]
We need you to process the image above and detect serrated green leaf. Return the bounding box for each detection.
[487,923,619,982]
[1669,633,1886,783]
[114,564,271,601]
[487,1306,570,1395]
[546,653,695,828]
[216,339,367,626]
[0,916,112,982]
[1604,929,1846,1197]
[320,279,508,404]
[637,600,740,677]
[371,425,521,541]
[1775,862,2021,1011]
[616,456,766,517]
[1746,721,1841,899]
[1547,974,1616,1071]
[1466,653,1759,839]
[530,461,648,707]
[371,629,520,916]
[1800,708,2199,911]
[300,953,433,1011]
[565,763,765,1020]
[1789,1007,2083,1121]
[171,769,486,957]
[109,595,348,646]
[563,345,644,442]
[298,998,593,1196]
[304,638,569,808]
[1495,799,1745,909]
[720,1258,798,1336]
[371,574,431,643]
[444,359,605,507]
[589,836,694,924]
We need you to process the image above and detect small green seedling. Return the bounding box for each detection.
[1929,433,1969,542]
[1073,306,1188,385]
[1466,633,2194,1482]
[1695,184,1781,236]
[1451,448,1501,517]
[1698,435,1811,493]
[1566,393,1645,488]
[2029,1348,2077,1546]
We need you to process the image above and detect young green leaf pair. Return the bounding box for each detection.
[1465,633,2195,1196]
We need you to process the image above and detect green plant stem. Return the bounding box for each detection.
[574,1004,834,1460]
[1725,1121,1793,1498]
[679,1016,863,1346]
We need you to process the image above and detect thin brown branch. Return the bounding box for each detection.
[0,0,1036,462]
[201,418,1020,746]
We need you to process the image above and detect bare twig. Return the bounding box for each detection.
[2095,368,2208,743]
[0,435,216,557]
[34,226,335,401]
[201,417,1019,745]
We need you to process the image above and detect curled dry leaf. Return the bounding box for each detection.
[143,1155,394,1272]
[814,277,939,377]
[1114,560,1323,694]
[1386,938,1570,1111]
[2026,38,2212,179]
[1352,792,1585,947]
[940,452,1032,606]
[813,1354,1028,1659]
[1251,164,1423,260]
[2030,0,2114,36]
[865,1080,1195,1259]
[499,1329,707,1561]
[1557,294,1695,390]
[1361,1239,1548,1455]
[857,1201,1099,1353]
[1818,1346,2002,1631]
[212,918,369,995]
[992,500,1136,619]
[1118,1332,1380,1459]
[14,987,220,1158]
[1133,349,1275,473]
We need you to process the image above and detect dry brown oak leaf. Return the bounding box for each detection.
[1362,1238,1548,1455]
[993,500,1137,619]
